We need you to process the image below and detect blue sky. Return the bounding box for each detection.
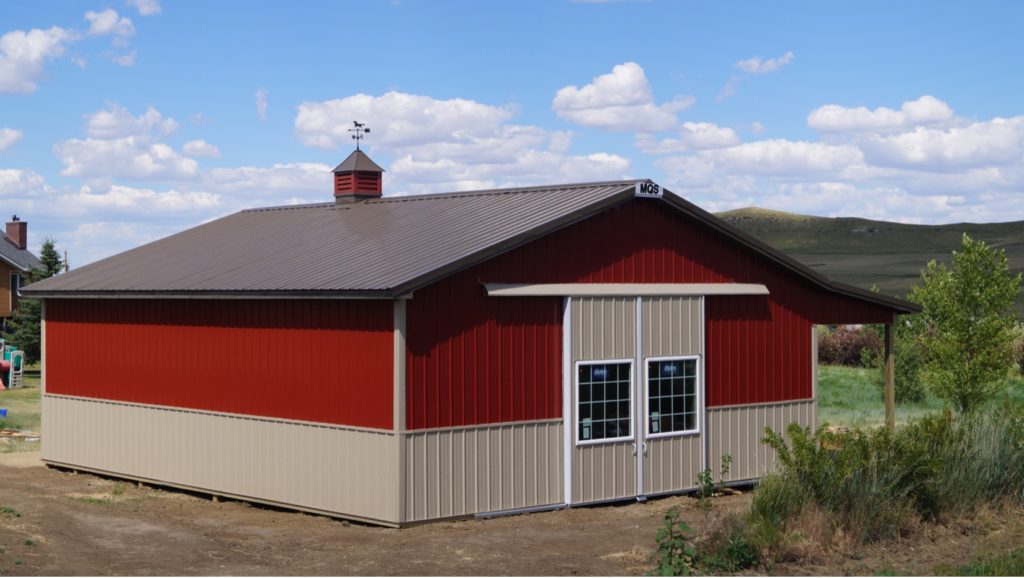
[3,1,1024,265]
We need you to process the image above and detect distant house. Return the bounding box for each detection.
[0,216,42,326]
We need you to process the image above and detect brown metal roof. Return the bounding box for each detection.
[24,181,640,297]
[332,150,385,173]
[22,178,919,313]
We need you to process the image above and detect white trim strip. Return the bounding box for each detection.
[705,398,816,411]
[562,296,573,506]
[635,297,644,498]
[484,283,769,297]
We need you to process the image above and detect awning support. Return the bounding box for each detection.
[483,283,769,297]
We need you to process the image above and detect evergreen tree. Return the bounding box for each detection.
[6,238,64,364]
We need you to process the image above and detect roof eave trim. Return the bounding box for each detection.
[20,289,401,300]
[485,283,769,297]
[0,253,29,272]
[656,192,922,315]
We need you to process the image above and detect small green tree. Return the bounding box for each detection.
[6,238,64,364]
[909,234,1022,413]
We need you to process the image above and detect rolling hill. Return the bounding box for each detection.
[715,208,1024,317]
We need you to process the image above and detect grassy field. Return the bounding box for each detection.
[818,364,1024,428]
[717,207,1024,317]
[0,377,41,453]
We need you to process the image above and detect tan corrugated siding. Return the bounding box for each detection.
[572,297,635,360]
[641,297,703,495]
[644,435,702,494]
[706,400,816,483]
[403,421,563,522]
[42,395,401,524]
[642,297,701,358]
[571,297,637,504]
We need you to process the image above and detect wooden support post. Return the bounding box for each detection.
[885,317,896,431]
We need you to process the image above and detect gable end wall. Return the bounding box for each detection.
[406,198,894,430]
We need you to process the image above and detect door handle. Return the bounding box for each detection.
[642,441,648,455]
[631,442,637,456]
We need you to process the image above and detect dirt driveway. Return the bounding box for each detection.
[0,450,722,576]
[3,450,1023,576]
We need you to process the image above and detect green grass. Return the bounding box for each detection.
[818,364,1024,429]
[938,548,1024,576]
[0,378,41,453]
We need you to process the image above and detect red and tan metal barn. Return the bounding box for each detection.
[25,151,918,526]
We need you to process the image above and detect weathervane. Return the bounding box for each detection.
[349,121,371,150]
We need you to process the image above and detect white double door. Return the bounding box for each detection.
[564,296,704,505]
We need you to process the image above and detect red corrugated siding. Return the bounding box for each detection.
[46,299,394,429]
[407,199,897,429]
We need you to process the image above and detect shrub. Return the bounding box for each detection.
[1012,324,1024,375]
[760,424,928,542]
[652,506,697,576]
[903,405,1024,514]
[818,325,882,367]
[696,513,760,573]
[750,473,805,528]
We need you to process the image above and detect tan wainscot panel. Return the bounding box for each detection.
[641,297,703,495]
[706,400,816,483]
[42,395,401,525]
[403,420,563,522]
[571,297,636,504]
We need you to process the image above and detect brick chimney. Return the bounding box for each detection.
[5,215,26,250]
[332,150,384,204]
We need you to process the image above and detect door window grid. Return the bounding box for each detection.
[576,360,633,444]
[647,357,699,436]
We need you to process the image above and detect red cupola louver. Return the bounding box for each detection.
[332,149,384,204]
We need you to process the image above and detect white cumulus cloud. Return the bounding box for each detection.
[295,90,630,194]
[808,95,955,133]
[63,184,220,213]
[734,51,794,75]
[127,0,162,16]
[552,62,694,132]
[860,116,1024,170]
[85,104,178,139]
[0,26,76,94]
[654,95,1024,225]
[56,137,199,180]
[183,140,221,158]
[296,91,517,149]
[113,51,137,66]
[0,168,50,197]
[85,9,135,39]
[636,122,740,153]
[0,128,23,151]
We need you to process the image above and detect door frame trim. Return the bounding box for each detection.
[634,297,645,499]
[562,296,573,506]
